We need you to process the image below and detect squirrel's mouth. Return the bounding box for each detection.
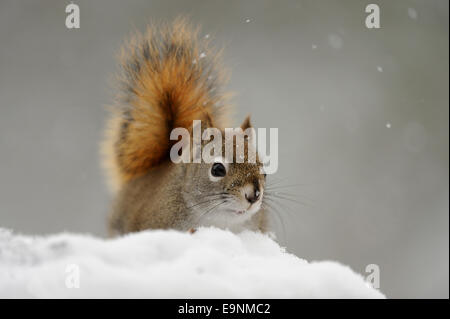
[224,195,263,216]
[233,204,261,215]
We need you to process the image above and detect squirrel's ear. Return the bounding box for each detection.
[203,112,214,129]
[240,115,252,130]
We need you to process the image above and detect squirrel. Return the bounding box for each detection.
[102,18,268,236]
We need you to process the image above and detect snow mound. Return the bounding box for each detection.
[0,228,384,298]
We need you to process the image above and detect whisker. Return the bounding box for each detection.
[262,201,288,245]
[185,197,226,210]
[184,191,232,210]
[266,182,311,189]
[265,190,315,203]
[264,197,299,218]
[197,200,228,220]
[265,193,310,207]
[182,191,227,198]
[265,179,284,188]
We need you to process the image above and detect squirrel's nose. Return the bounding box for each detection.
[245,186,260,204]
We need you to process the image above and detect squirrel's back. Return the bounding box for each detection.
[102,18,232,192]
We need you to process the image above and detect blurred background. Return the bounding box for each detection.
[0,0,448,298]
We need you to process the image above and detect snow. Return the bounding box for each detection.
[0,228,384,298]
[377,66,383,72]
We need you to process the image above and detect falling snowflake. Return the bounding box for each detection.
[386,122,392,129]
[408,8,418,20]
[244,18,252,23]
[377,66,383,72]
[328,34,343,49]
[312,44,318,50]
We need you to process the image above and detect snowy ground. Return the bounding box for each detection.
[0,227,384,298]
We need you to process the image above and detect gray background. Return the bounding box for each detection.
[0,0,448,298]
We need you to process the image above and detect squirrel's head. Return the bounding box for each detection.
[183,116,266,226]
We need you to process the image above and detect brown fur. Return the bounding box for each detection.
[103,18,268,236]
[108,159,267,235]
[102,18,231,192]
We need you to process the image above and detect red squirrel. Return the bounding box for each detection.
[102,18,267,236]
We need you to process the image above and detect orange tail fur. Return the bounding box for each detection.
[102,18,232,192]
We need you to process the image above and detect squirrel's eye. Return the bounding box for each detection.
[211,162,226,177]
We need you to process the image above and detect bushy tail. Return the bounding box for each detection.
[102,18,232,192]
